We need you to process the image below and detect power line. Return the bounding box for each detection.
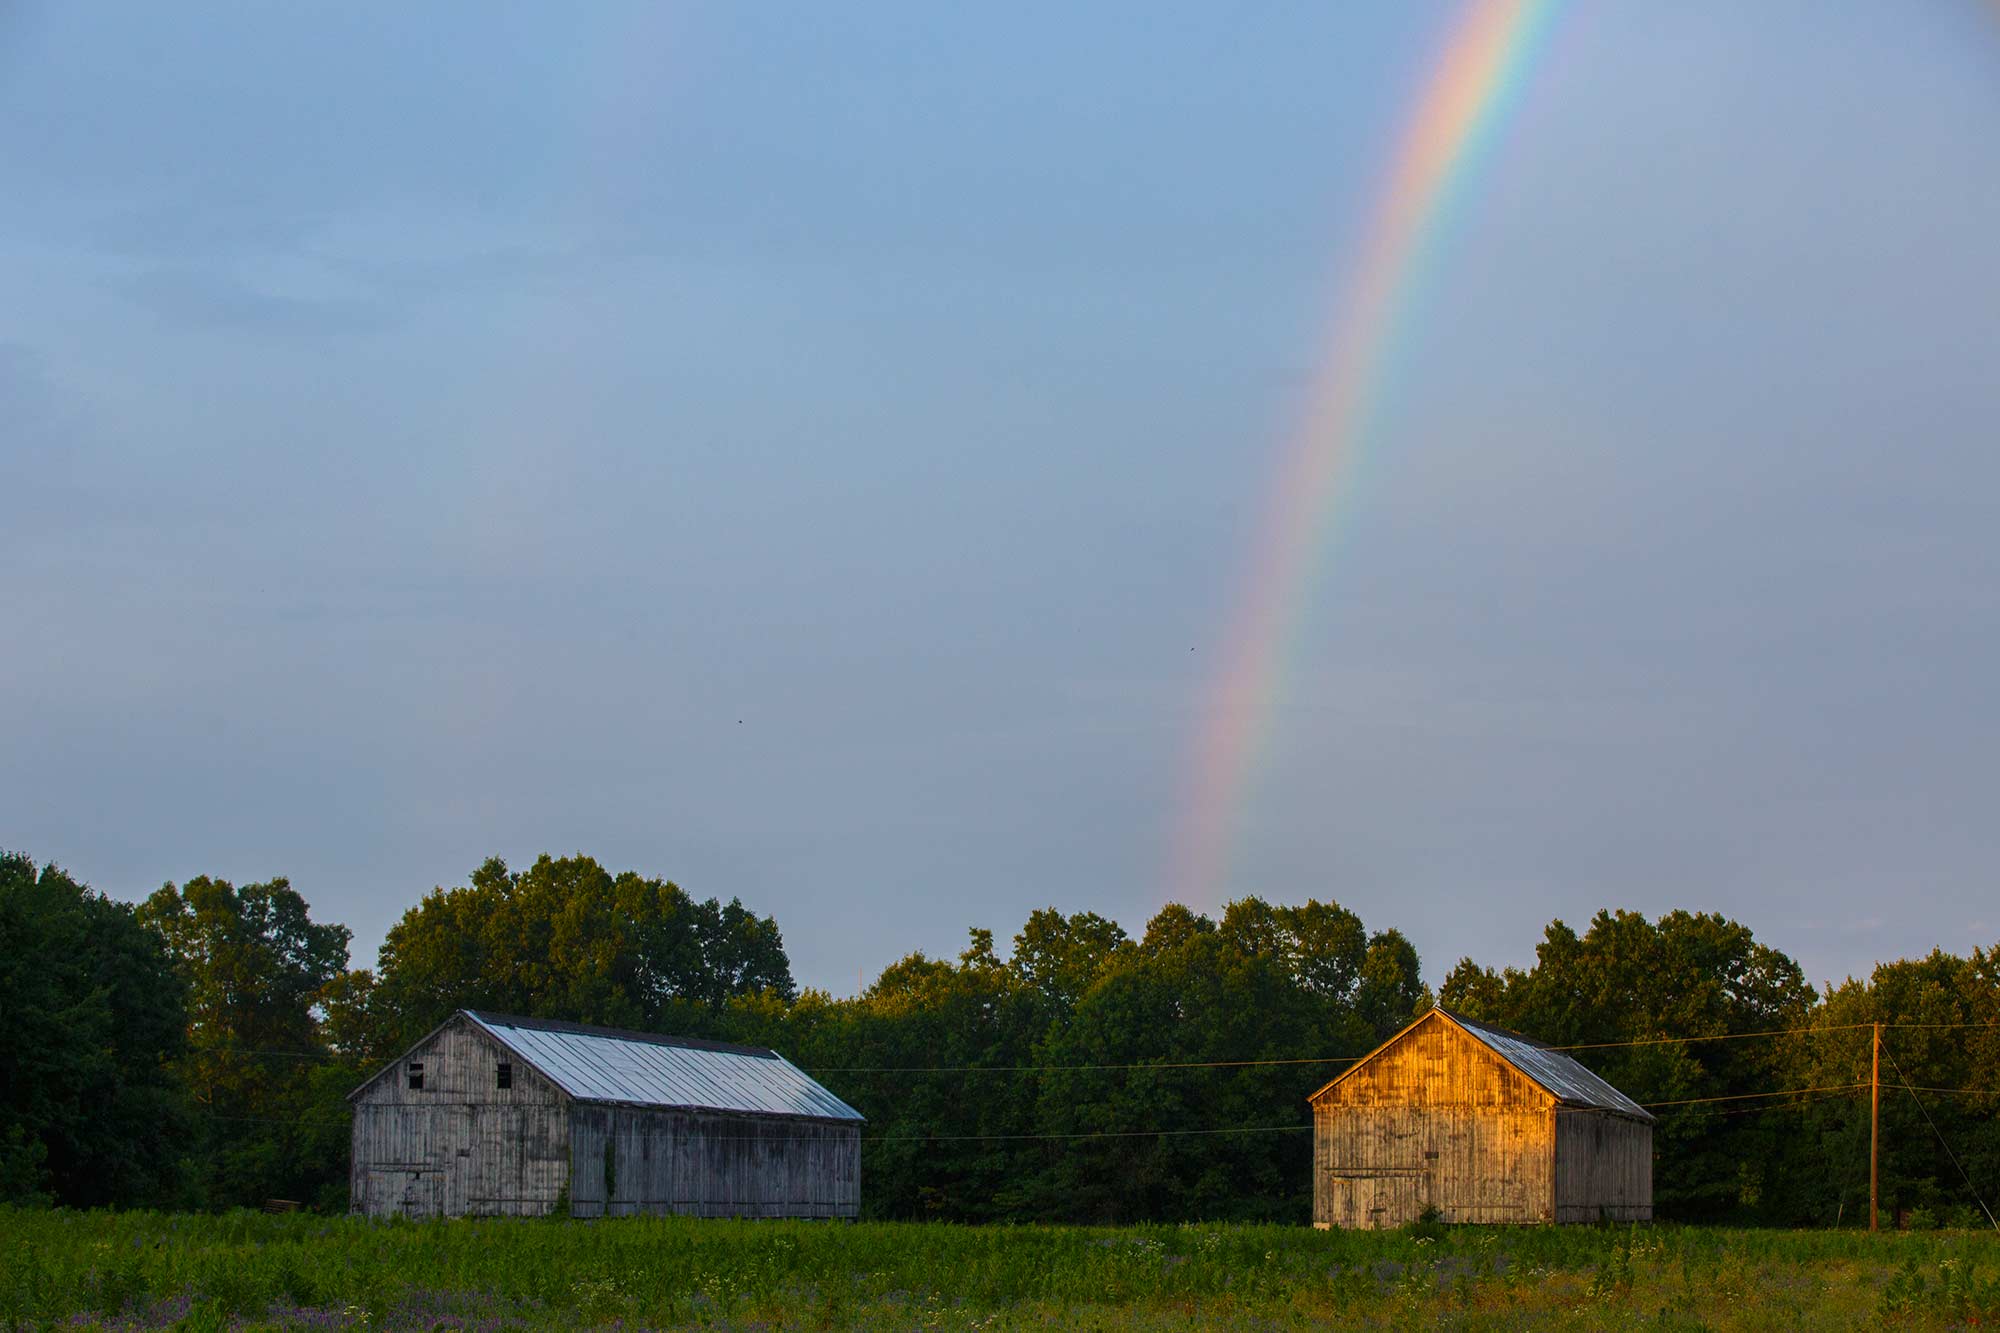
[1871,1021,2000,1031]
[175,1048,338,1061]
[200,1109,1315,1144]
[1560,1082,2000,1113]
[159,1047,1370,1072]
[1545,1023,1874,1051]
[808,1055,1364,1075]
[1639,1083,1869,1109]
[195,1069,1993,1150]
[183,1019,2000,1073]
[224,1082,1986,1135]
[1882,1046,1999,1234]
[810,1022,1991,1075]
[867,1124,1310,1145]
[807,1028,1844,1076]
[1704,1087,1864,1119]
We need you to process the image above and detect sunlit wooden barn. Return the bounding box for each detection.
[349,1010,863,1219]
[1309,1007,1653,1228]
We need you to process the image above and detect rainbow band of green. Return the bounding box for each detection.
[1174,0,1561,907]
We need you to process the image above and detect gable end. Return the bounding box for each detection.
[1308,1009,1556,1110]
[347,1011,572,1107]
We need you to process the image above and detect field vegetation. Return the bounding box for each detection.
[6,1208,2000,1332]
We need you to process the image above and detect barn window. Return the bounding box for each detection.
[407,1062,424,1091]
[496,1061,512,1090]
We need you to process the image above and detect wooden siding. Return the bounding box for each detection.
[350,1016,570,1218]
[568,1105,861,1220]
[1311,1013,1555,1228]
[350,1012,862,1220]
[1554,1109,1653,1223]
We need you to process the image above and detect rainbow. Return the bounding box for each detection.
[1172,0,1561,907]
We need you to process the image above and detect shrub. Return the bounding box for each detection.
[1404,1205,1447,1242]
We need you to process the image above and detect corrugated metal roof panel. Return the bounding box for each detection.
[1444,1010,1654,1122]
[464,1011,864,1122]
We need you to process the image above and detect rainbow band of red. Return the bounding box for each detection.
[1173,0,1560,906]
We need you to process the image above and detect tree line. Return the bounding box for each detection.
[2,848,1993,1224]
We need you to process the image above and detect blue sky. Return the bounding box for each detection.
[5,2,1999,994]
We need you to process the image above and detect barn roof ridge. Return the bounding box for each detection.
[462,1009,779,1059]
[348,1011,865,1123]
[464,1010,867,1123]
[1434,1006,1553,1050]
[1307,1005,1654,1123]
[1436,1009,1654,1122]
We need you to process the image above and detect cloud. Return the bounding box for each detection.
[117,265,391,337]
[85,200,328,265]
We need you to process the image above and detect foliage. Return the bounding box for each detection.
[5,1209,1998,1331]
[0,851,189,1208]
[1026,899,1418,1224]
[736,897,1428,1224]
[1439,908,1817,1219]
[138,874,354,1211]
[1404,1203,1446,1242]
[369,854,795,1055]
[139,875,351,1069]
[1768,946,2000,1229]
[6,841,1997,1228]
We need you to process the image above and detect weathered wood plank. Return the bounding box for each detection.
[351,1015,569,1219]
[1310,1010,1651,1228]
[351,1013,860,1220]
[1554,1108,1653,1222]
[571,1107,860,1220]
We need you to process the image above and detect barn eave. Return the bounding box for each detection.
[1305,1006,1654,1124]
[346,1010,866,1124]
[345,1011,469,1104]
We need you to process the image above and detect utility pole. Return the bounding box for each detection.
[1870,1022,1881,1233]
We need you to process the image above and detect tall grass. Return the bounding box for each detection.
[4,1207,1995,1331]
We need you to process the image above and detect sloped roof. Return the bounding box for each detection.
[1310,1007,1654,1123]
[1441,1009,1653,1122]
[463,1011,865,1122]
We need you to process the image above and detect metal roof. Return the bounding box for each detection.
[1441,1009,1655,1122]
[464,1011,864,1122]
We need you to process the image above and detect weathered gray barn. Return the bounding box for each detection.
[1310,1007,1653,1228]
[349,1010,863,1219]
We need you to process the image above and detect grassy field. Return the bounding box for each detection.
[5,1208,1998,1331]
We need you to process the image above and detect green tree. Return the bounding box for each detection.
[1773,948,2000,1228]
[1277,900,1369,1003]
[0,852,189,1207]
[1446,908,1813,1220]
[1010,908,1131,1019]
[139,874,352,1208]
[317,967,388,1065]
[1438,956,1510,1017]
[372,854,796,1051]
[1354,928,1429,1038]
[829,930,1049,1221]
[1034,898,1399,1223]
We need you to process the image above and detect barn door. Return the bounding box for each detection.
[375,1169,443,1219]
[1380,1174,1422,1228]
[1318,1109,1428,1228]
[1324,1173,1421,1229]
[1420,1113,1446,1219]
